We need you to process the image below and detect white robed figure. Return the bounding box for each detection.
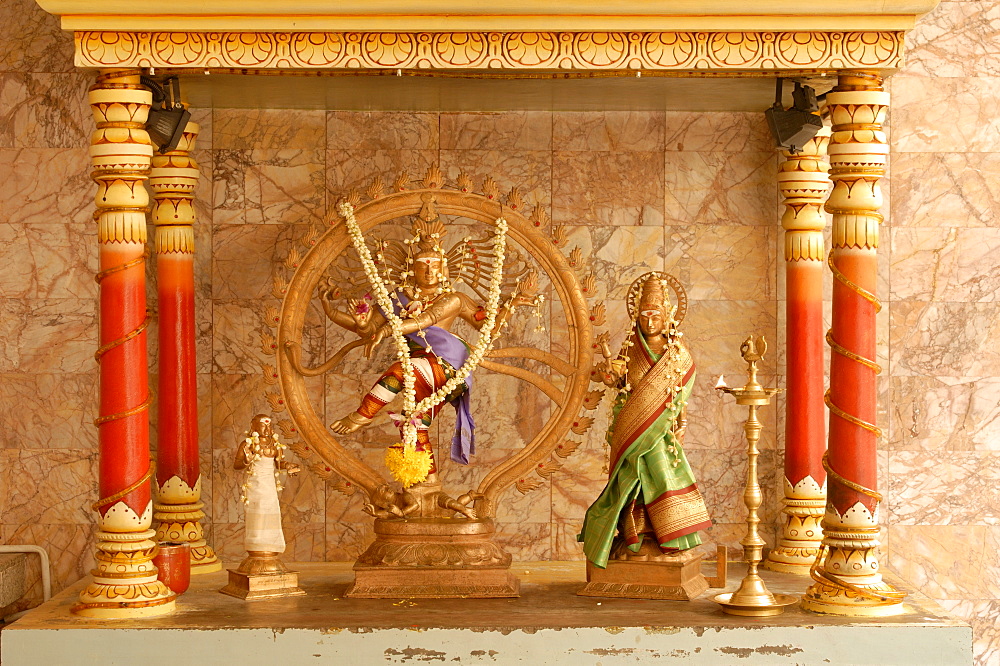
[235,414,300,554]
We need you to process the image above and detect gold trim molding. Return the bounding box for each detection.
[75,31,904,72]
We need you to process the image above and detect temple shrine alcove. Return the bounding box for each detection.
[0,0,977,663]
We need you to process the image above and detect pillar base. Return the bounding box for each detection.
[801,578,905,618]
[72,529,176,619]
[763,489,825,575]
[154,501,222,574]
[801,527,906,618]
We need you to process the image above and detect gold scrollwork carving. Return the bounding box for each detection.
[433,32,489,67]
[503,32,559,68]
[74,30,905,72]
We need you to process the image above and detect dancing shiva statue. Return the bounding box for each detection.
[319,194,539,517]
[578,272,716,601]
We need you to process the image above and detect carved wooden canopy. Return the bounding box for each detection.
[37,0,940,75]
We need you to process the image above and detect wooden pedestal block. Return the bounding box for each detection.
[578,547,709,601]
[219,568,306,601]
[219,553,306,601]
[345,517,519,599]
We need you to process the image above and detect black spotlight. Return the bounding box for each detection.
[142,75,191,154]
[765,79,822,154]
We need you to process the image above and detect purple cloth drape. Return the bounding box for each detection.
[389,293,476,464]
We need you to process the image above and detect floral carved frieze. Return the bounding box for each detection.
[75,30,904,71]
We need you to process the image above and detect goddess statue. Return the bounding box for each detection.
[580,273,711,569]
[318,196,536,512]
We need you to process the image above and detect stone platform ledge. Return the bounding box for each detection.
[1,561,971,665]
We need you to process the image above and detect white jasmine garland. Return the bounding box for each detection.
[339,202,508,451]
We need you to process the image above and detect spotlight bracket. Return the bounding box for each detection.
[142,75,191,154]
[765,79,823,154]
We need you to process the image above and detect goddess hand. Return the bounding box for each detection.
[363,324,388,358]
[347,297,373,329]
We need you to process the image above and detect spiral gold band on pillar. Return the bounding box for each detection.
[73,69,175,619]
[801,72,904,617]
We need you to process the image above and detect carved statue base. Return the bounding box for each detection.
[219,551,306,601]
[346,517,519,599]
[154,501,223,575]
[578,540,722,601]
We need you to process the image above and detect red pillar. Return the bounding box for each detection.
[74,69,175,618]
[150,122,221,573]
[764,126,829,574]
[801,71,904,616]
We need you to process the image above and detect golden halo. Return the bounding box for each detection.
[625,271,688,324]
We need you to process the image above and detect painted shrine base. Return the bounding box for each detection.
[2,562,971,665]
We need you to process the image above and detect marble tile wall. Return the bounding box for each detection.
[1,0,997,662]
[890,1,1000,663]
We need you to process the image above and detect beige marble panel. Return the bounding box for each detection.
[664,112,774,153]
[212,223,312,299]
[494,520,552,562]
[0,222,35,299]
[0,449,97,525]
[664,151,778,226]
[890,301,1000,377]
[890,376,1000,451]
[937,600,1000,666]
[687,448,778,525]
[892,75,1000,153]
[0,299,96,373]
[326,149,440,201]
[685,376,777,453]
[212,371,325,450]
[887,525,989,600]
[888,451,1000,526]
[213,298,323,375]
[665,225,777,301]
[0,0,75,74]
[890,227,1000,302]
[552,111,665,152]
[551,438,607,541]
[564,224,665,304]
[1,524,93,601]
[902,0,1000,78]
[210,448,244,525]
[328,111,439,151]
[682,299,778,380]
[553,150,663,227]
[212,149,250,225]
[441,148,551,208]
[0,149,92,226]
[441,112,552,151]
[551,521,586,561]
[188,108,213,151]
[890,153,1000,228]
[212,373,271,451]
[214,109,325,150]
[325,490,374,561]
[0,73,91,149]
[0,373,98,449]
[244,149,327,226]
[701,522,776,562]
